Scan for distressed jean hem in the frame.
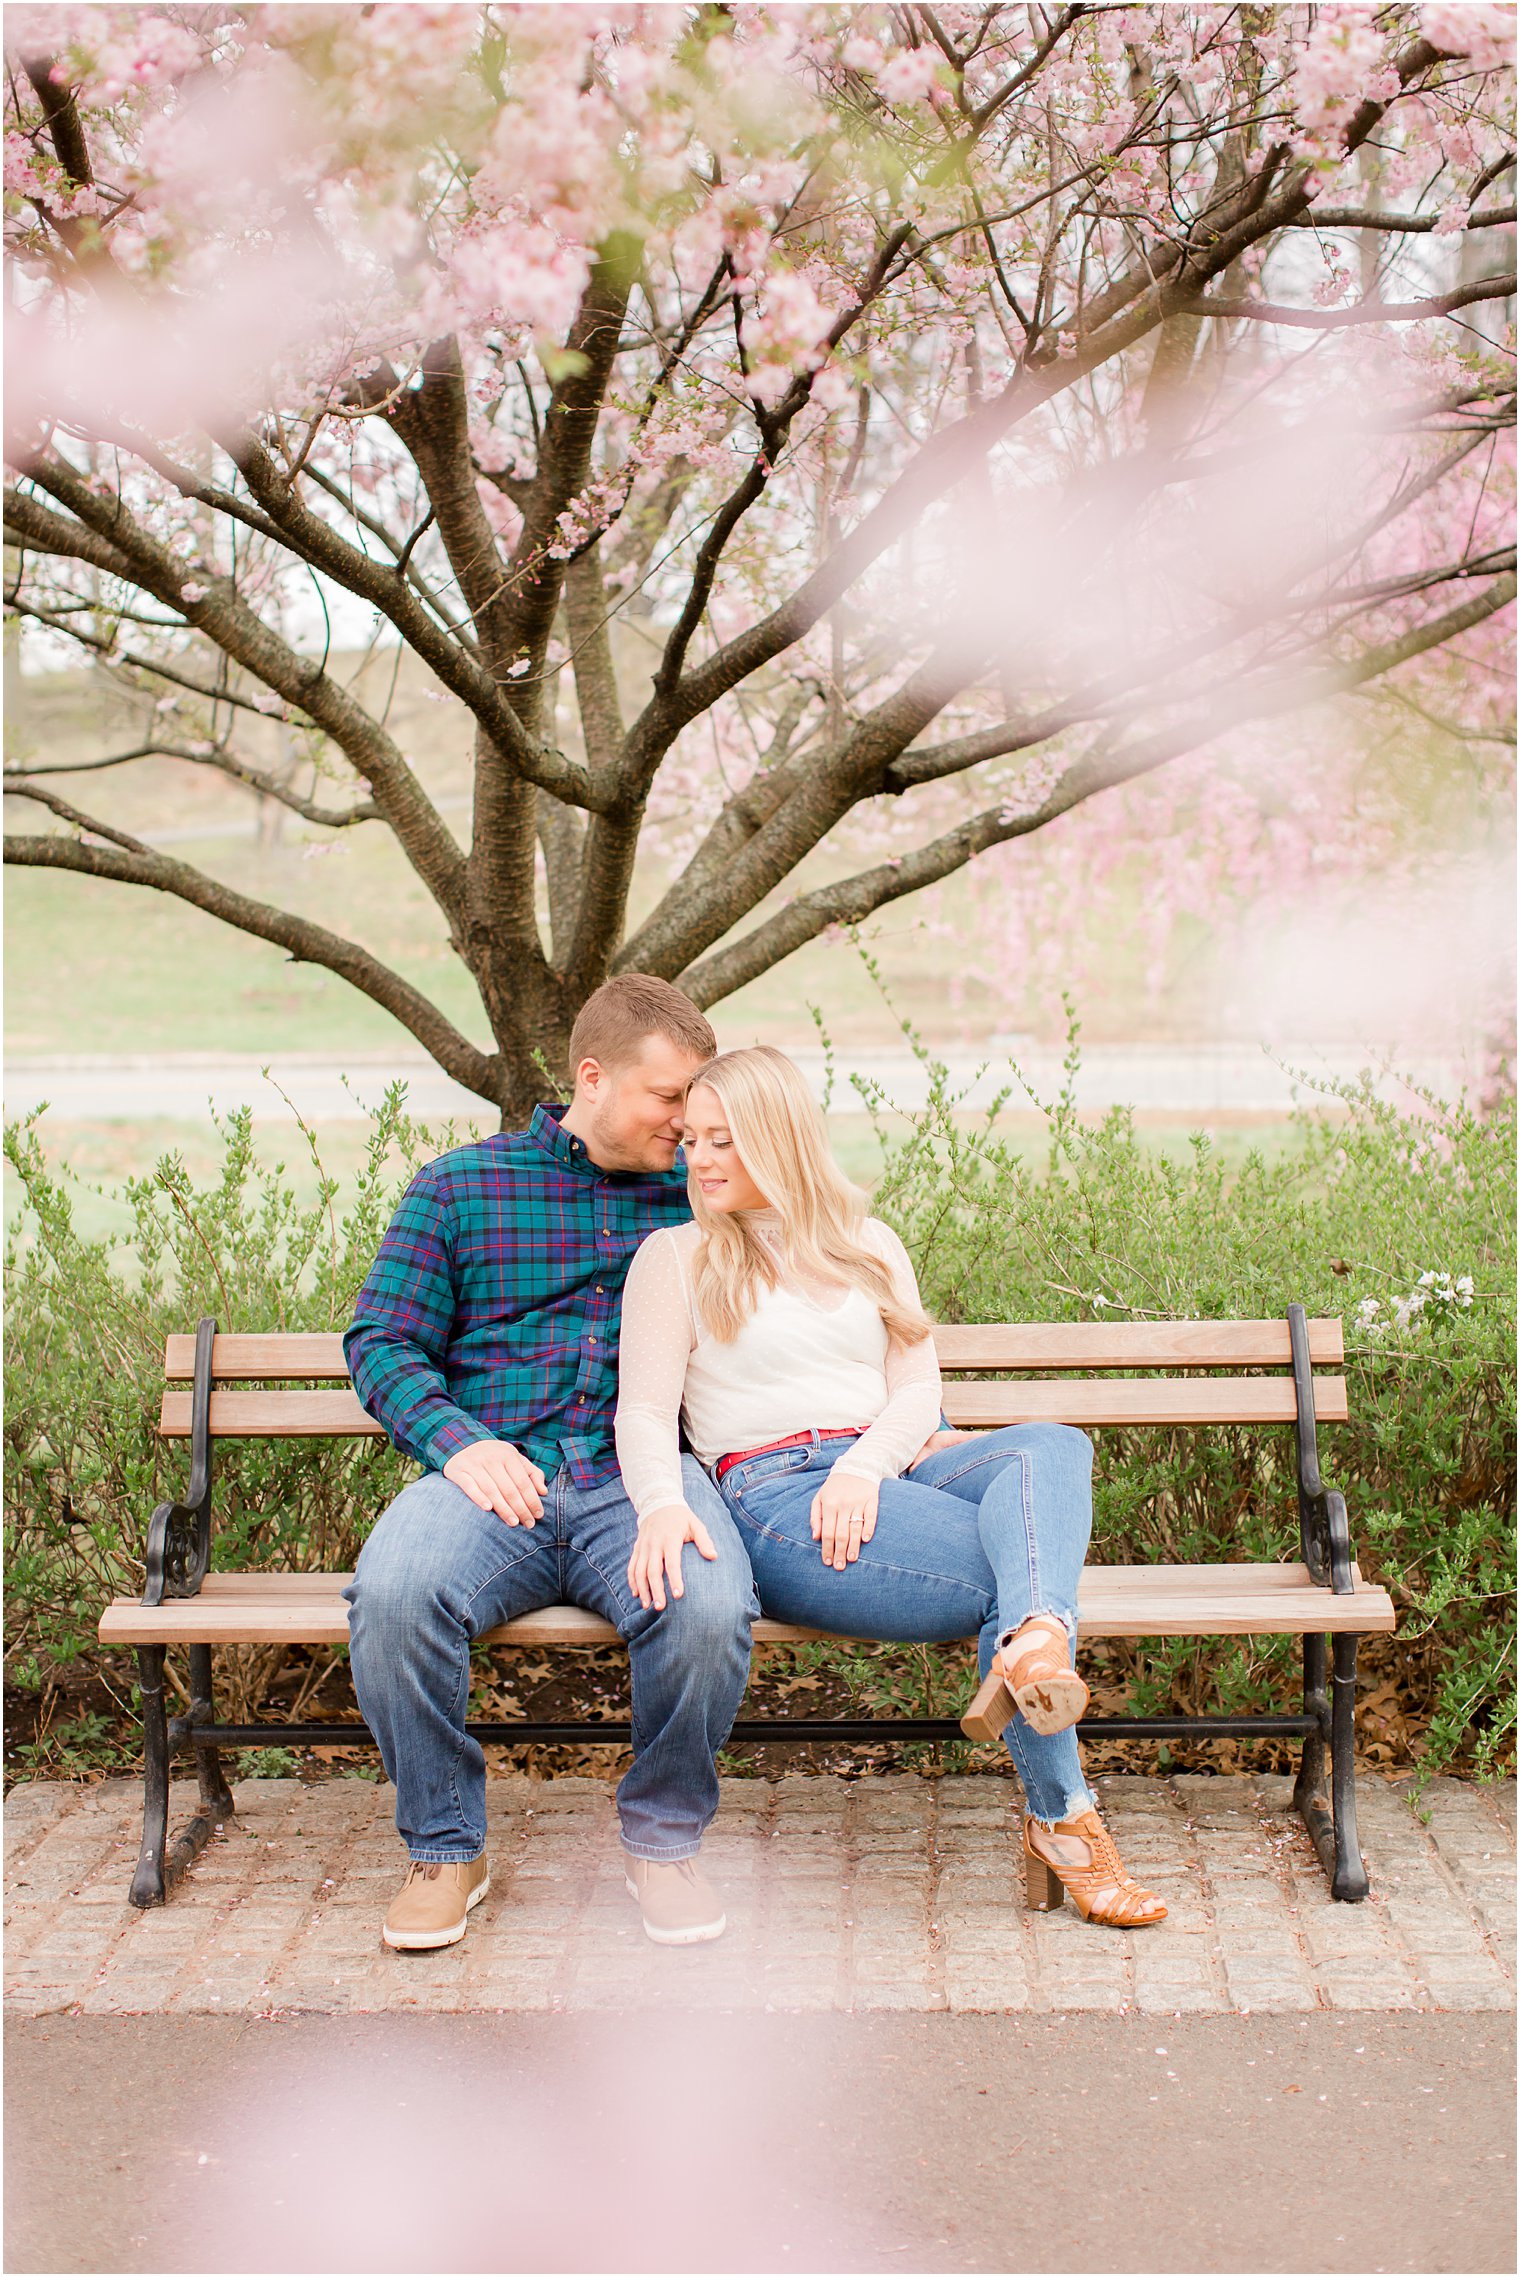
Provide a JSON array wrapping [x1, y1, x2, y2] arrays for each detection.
[[406, 1843, 486, 1864], [1024, 1791, 1099, 1830], [994, 1602, 1079, 1656], [620, 1836, 703, 1864]]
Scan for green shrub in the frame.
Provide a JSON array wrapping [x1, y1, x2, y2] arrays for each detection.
[[4, 1027, 1514, 1785], [865, 1013, 1515, 1780], [4, 1088, 442, 1750]]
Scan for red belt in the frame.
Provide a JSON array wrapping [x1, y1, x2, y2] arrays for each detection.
[[714, 1427, 864, 1483]]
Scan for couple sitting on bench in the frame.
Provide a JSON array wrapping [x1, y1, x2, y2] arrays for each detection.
[[344, 973, 1167, 1954]]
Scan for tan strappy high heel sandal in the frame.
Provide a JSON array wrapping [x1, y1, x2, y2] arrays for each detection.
[[1023, 1809, 1168, 1928], [960, 1613, 1089, 1741]]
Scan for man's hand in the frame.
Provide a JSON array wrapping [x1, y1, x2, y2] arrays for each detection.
[[908, 1428, 971, 1468], [443, 1439, 547, 1527], [627, 1503, 718, 1611], [810, 1470, 879, 1570]]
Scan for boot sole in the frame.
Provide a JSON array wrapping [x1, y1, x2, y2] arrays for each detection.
[[382, 1872, 490, 1951], [624, 1877, 726, 1945]]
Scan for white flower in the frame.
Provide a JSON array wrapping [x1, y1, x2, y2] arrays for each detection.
[[180, 581, 207, 603]]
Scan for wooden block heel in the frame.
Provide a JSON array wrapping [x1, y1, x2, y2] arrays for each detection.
[[960, 1668, 1017, 1742], [1024, 1846, 1064, 1912]]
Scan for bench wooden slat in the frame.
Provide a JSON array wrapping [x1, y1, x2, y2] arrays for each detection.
[[161, 1389, 384, 1437], [189, 1560, 1365, 1596], [97, 1563, 1396, 1646], [165, 1319, 1345, 1379], [946, 1378, 1349, 1423], [165, 1332, 353, 1380], [934, 1319, 1344, 1368], [160, 1375, 1349, 1438]]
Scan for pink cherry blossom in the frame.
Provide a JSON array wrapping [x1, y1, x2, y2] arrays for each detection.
[[2, 5, 1511, 1115]]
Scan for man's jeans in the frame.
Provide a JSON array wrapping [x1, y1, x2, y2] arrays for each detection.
[[720, 1423, 1098, 1826], [345, 1457, 758, 1863]]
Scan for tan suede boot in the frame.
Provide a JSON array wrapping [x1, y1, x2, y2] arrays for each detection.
[[624, 1854, 726, 1946], [382, 1854, 490, 1951]]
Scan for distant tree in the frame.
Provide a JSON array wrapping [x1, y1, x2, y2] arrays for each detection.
[[5, 3, 1514, 1121]]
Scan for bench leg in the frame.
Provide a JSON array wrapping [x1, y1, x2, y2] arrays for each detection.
[[1293, 1630, 1369, 1903], [188, 1644, 236, 1826], [129, 1646, 237, 1909], [129, 1646, 171, 1909], [1328, 1631, 1370, 1901]]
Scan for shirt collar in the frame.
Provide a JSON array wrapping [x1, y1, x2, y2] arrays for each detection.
[[527, 1101, 597, 1176], [525, 1101, 685, 1189]]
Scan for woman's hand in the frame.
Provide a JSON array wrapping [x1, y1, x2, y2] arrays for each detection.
[[627, 1503, 718, 1611], [810, 1470, 879, 1570]]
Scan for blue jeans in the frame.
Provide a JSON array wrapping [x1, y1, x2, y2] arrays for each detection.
[[720, 1424, 1098, 1825], [344, 1456, 758, 1863]]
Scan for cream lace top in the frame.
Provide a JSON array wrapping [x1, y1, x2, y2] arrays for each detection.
[[614, 1213, 943, 1520]]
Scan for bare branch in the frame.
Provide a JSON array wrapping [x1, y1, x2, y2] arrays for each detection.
[[10, 455, 471, 923], [1286, 202, 1516, 233], [4, 810, 499, 1101], [5, 738, 378, 826], [1183, 275, 1516, 328], [228, 431, 604, 805]]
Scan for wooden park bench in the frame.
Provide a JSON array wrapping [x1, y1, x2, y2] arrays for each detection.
[[98, 1307, 1394, 1911]]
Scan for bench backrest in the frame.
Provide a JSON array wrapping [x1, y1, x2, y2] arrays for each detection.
[[159, 1320, 1347, 1438]]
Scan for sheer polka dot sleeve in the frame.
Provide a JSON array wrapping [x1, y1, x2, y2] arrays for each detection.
[[614, 1226, 699, 1522]]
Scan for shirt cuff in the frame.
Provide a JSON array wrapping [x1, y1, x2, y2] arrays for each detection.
[[416, 1409, 496, 1471], [828, 1450, 894, 1486], [632, 1475, 691, 1522]]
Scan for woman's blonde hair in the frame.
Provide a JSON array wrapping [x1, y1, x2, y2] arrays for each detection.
[[684, 1046, 931, 1348]]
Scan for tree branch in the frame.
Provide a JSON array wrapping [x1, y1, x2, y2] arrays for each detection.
[[5, 738, 379, 826], [227, 431, 604, 806], [1183, 275, 1516, 328], [3, 809, 499, 1100], [1286, 203, 1516, 232], [620, 637, 983, 978], [677, 570, 1517, 1007], [10, 456, 471, 925], [499, 233, 642, 687]]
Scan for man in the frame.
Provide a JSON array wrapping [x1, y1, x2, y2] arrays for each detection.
[[343, 973, 758, 1953]]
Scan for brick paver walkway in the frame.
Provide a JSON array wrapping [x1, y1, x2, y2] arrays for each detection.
[[5, 1771, 1513, 2019]]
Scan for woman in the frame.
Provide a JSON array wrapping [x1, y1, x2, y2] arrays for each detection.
[[616, 1045, 1164, 1930]]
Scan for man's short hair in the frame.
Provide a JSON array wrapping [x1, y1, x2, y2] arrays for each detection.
[[566, 973, 716, 1081]]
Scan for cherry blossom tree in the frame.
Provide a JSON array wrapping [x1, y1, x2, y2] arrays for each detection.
[[5, 2, 1514, 1121]]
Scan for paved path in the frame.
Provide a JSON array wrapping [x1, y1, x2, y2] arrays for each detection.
[[5, 1771, 1513, 2020], [3, 1043, 1477, 1123], [7, 2010, 1514, 2274]]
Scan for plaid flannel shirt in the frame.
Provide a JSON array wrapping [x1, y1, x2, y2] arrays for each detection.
[[343, 1103, 693, 1487]]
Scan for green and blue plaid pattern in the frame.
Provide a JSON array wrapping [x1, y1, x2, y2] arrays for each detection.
[[344, 1103, 692, 1485]]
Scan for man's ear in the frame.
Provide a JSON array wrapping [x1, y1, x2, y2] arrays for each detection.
[[572, 1055, 605, 1100]]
